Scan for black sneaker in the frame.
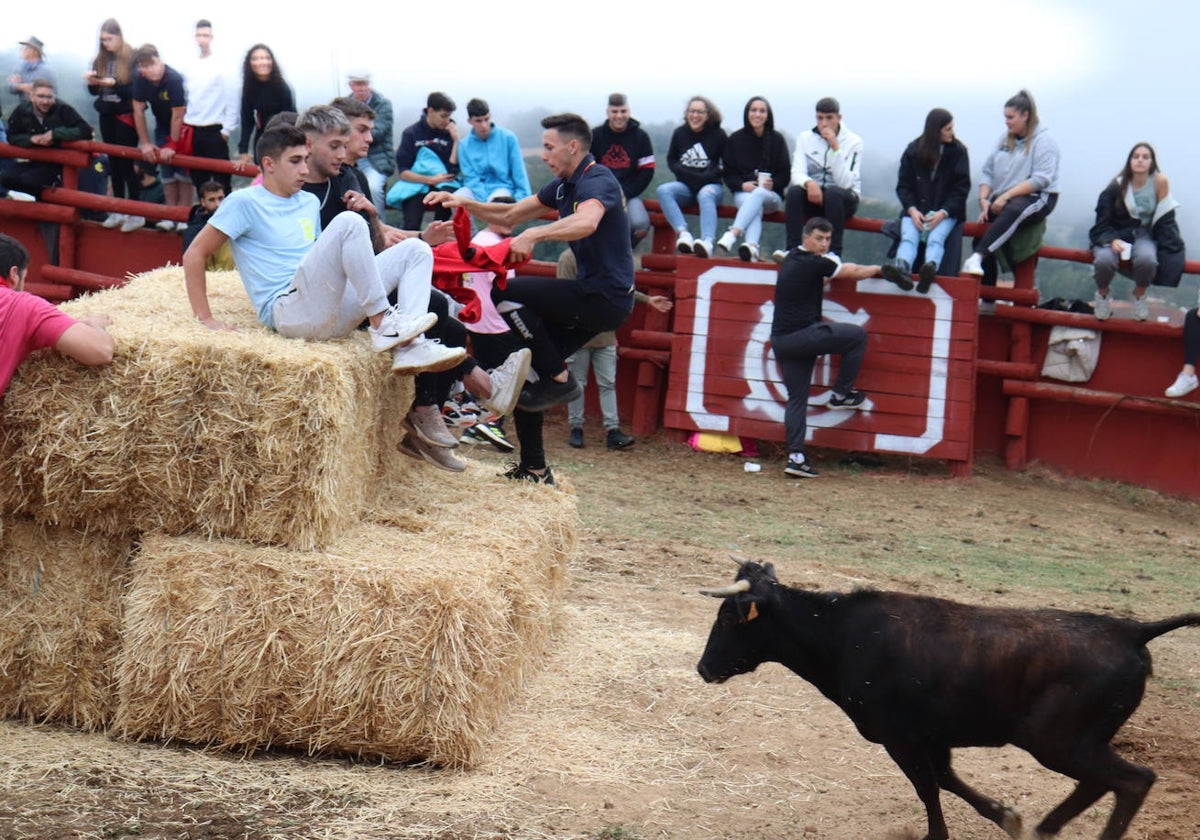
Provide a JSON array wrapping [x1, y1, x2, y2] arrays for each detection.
[[568, 426, 584, 448], [828, 389, 867, 409], [501, 462, 557, 487], [880, 260, 914, 291], [917, 261, 938, 294], [784, 461, 819, 479], [605, 428, 635, 450], [517, 373, 583, 413]]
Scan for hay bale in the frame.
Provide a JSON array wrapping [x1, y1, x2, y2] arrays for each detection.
[[0, 517, 135, 729], [114, 465, 576, 767], [0, 268, 411, 550]]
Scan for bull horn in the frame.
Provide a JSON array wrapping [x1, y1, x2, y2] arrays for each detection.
[[728, 553, 750, 567], [699, 579, 751, 598]]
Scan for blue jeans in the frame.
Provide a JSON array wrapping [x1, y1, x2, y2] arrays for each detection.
[[731, 187, 783, 245], [656, 180, 723, 242], [898, 215, 956, 268], [357, 158, 388, 216], [626, 196, 649, 238]]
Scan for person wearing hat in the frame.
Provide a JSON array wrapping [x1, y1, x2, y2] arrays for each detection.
[[8, 37, 56, 103], [347, 71, 394, 217]]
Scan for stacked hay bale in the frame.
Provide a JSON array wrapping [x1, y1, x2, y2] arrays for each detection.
[[0, 268, 576, 766]]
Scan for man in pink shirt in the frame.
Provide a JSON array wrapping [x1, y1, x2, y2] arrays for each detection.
[[0, 234, 114, 398]]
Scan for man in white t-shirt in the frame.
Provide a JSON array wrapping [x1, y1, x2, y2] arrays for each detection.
[[181, 19, 238, 192], [183, 124, 463, 375]]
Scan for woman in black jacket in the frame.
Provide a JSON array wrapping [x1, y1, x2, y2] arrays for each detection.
[[237, 44, 295, 166], [883, 108, 969, 293], [86, 19, 141, 230], [655, 96, 726, 258], [1088, 142, 1185, 321], [715, 96, 791, 262]]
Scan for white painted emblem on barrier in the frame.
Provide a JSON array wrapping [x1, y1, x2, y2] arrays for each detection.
[[683, 267, 953, 454]]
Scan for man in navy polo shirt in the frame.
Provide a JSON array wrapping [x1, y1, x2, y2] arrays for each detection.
[[426, 112, 635, 485]]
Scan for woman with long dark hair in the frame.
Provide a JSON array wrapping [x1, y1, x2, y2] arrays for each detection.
[[883, 107, 970, 293], [656, 96, 726, 258], [716, 96, 790, 262], [85, 19, 142, 231], [961, 89, 1059, 287], [1088, 142, 1185, 321], [237, 44, 295, 166]]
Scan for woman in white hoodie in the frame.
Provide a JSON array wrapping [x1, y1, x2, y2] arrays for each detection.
[[961, 90, 1059, 287]]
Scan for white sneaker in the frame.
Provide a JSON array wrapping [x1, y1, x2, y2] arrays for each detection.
[[771, 248, 789, 264], [738, 242, 759, 262], [120, 215, 145, 233], [6, 191, 36, 202], [175, 221, 189, 233], [369, 307, 438, 352], [693, 239, 712, 259], [1165, 372, 1199, 398], [102, 213, 127, 229], [480, 348, 532, 418], [391, 337, 467, 374], [1094, 292, 1112, 321], [1132, 295, 1149, 321], [405, 406, 458, 449], [155, 219, 176, 232], [675, 230, 694, 254], [716, 230, 737, 254], [961, 253, 985, 275]]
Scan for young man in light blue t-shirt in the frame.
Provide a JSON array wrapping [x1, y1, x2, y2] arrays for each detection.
[[183, 124, 463, 374]]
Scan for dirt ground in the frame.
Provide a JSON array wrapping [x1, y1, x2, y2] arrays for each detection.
[[2, 418, 1199, 840]]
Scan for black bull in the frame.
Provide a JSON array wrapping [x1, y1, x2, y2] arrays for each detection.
[[696, 558, 1200, 840]]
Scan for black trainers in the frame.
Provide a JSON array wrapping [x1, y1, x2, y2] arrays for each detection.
[[501, 462, 557, 487], [784, 461, 819, 479], [605, 428, 635, 450], [464, 421, 515, 452], [917, 260, 938, 294], [828, 389, 867, 409], [880, 259, 914, 291], [517, 373, 583, 413], [568, 426, 584, 448]]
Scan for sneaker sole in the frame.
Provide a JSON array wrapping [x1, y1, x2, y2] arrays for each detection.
[[392, 346, 468, 375], [398, 436, 467, 472], [373, 312, 439, 353], [481, 350, 532, 417], [783, 468, 819, 479], [826, 402, 867, 411]]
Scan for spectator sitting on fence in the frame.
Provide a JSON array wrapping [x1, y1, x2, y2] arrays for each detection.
[[715, 96, 790, 264], [960, 89, 1059, 289], [1, 79, 94, 200], [591, 93, 656, 249], [1164, 307, 1199, 399], [1089, 142, 1186, 322], [657, 96, 726, 259], [456, 98, 531, 205], [882, 107, 970, 295], [775, 97, 862, 262], [393, 92, 460, 231], [0, 233, 114, 399], [772, 217, 880, 479]]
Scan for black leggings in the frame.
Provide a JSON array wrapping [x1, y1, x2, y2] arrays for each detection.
[[1184, 308, 1200, 367], [470, 330, 550, 470], [99, 112, 140, 202], [406, 290, 473, 408]]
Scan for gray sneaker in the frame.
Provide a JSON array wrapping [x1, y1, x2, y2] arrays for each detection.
[[405, 406, 458, 449], [1093, 292, 1112, 321], [398, 434, 466, 472], [391, 337, 467, 374], [1132, 295, 1149, 321]]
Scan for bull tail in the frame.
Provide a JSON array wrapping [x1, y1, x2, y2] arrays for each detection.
[[1135, 613, 1200, 645]]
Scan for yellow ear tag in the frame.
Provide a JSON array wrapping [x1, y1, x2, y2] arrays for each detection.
[[746, 602, 759, 622]]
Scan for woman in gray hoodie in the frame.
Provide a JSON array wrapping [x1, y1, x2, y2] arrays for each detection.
[[961, 89, 1059, 286]]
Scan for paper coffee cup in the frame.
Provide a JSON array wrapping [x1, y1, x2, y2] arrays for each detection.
[[757, 171, 771, 188], [1120, 241, 1132, 261]]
